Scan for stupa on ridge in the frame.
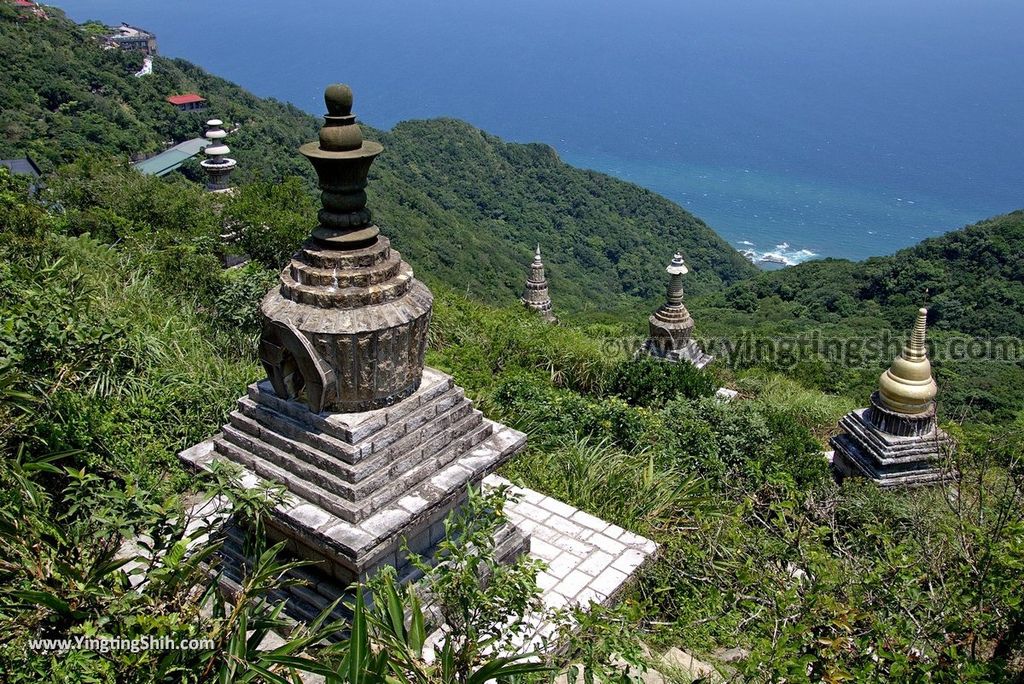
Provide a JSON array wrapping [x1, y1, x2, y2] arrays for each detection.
[[180, 84, 530, 584], [521, 244, 557, 323], [200, 119, 236, 192], [831, 308, 954, 487], [640, 253, 712, 368]]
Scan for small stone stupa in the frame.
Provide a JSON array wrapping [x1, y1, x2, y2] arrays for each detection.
[[200, 119, 237, 191], [181, 85, 528, 584], [831, 308, 954, 488], [641, 253, 712, 368], [521, 245, 557, 323]]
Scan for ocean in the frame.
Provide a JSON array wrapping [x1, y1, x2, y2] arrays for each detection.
[[56, 0, 1024, 265]]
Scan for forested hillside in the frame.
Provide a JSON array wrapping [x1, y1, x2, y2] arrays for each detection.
[[0, 4, 755, 315], [701, 211, 1024, 338], [3, 160, 1023, 682]]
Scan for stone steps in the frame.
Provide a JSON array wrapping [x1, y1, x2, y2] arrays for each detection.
[[232, 385, 472, 485], [288, 249, 403, 289], [245, 371, 454, 450], [838, 412, 949, 465], [216, 405, 492, 524]]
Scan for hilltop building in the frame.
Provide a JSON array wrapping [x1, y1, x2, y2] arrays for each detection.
[[831, 308, 953, 488], [1, 155, 42, 194], [7, 0, 47, 19], [521, 245, 557, 323], [641, 253, 712, 368], [199, 119, 236, 191], [107, 23, 157, 55], [166, 93, 206, 111], [0, 155, 41, 178]]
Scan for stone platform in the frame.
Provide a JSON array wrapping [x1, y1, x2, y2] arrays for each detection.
[[203, 474, 658, 653], [130, 475, 658, 652], [831, 408, 953, 488], [180, 367, 526, 585]]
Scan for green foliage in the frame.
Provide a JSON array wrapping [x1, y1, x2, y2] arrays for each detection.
[[402, 486, 548, 681], [3, 12, 1024, 682], [369, 119, 756, 315], [705, 212, 1024, 339], [609, 356, 716, 407], [1, 10, 756, 323], [223, 177, 317, 269], [662, 397, 828, 492]]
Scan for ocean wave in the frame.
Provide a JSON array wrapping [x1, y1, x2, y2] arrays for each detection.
[[738, 241, 819, 267]]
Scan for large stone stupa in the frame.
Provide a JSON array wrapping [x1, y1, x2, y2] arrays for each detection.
[[181, 85, 528, 584], [521, 245, 556, 323], [641, 253, 712, 368], [831, 308, 954, 488]]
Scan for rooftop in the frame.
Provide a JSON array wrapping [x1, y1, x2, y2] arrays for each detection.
[[133, 138, 211, 177], [166, 93, 205, 106], [111, 23, 153, 39], [0, 156, 41, 177]]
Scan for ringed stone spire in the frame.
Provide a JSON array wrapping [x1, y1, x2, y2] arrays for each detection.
[[200, 119, 236, 191], [641, 253, 712, 368], [831, 308, 953, 488], [521, 244, 556, 323]]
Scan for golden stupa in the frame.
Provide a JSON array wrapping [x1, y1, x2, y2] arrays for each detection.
[[877, 308, 937, 415], [831, 306, 953, 488]]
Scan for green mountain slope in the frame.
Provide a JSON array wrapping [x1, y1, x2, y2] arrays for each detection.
[[0, 6, 756, 316], [698, 211, 1024, 338], [370, 119, 753, 312]]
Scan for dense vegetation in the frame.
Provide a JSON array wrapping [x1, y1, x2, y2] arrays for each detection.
[[685, 212, 1024, 426], [703, 211, 1024, 338], [2, 164, 1022, 682], [0, 4, 755, 318], [2, 4, 1023, 683]]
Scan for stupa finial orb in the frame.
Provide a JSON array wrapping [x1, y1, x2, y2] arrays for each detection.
[[324, 83, 354, 116]]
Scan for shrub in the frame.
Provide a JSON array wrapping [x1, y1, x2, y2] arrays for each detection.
[[609, 356, 716, 407]]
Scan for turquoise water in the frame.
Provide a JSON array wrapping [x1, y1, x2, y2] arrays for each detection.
[[55, 0, 1024, 264]]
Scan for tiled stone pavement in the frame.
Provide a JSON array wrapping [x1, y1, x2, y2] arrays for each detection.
[[120, 473, 658, 665], [420, 475, 658, 660], [485, 475, 658, 610]]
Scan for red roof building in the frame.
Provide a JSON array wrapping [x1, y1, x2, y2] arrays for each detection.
[[166, 93, 206, 111], [11, 0, 36, 7]]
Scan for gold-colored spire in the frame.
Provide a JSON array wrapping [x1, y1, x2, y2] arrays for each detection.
[[877, 308, 937, 414]]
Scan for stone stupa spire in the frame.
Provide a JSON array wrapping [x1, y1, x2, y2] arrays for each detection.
[[831, 307, 953, 488], [200, 119, 236, 191], [521, 244, 556, 323], [641, 253, 712, 368], [180, 83, 532, 588], [256, 84, 433, 413]]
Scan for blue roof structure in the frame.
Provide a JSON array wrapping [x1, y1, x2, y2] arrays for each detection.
[[0, 156, 42, 177], [133, 137, 211, 176]]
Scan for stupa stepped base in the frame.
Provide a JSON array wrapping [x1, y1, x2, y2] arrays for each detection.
[[179, 367, 527, 585], [641, 339, 713, 370], [214, 517, 530, 636], [830, 408, 953, 488], [158, 476, 655, 650]]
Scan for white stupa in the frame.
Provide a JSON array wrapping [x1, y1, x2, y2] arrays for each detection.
[[200, 119, 237, 191]]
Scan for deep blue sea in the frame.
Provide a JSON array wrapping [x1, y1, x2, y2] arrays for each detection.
[[56, 0, 1024, 265]]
